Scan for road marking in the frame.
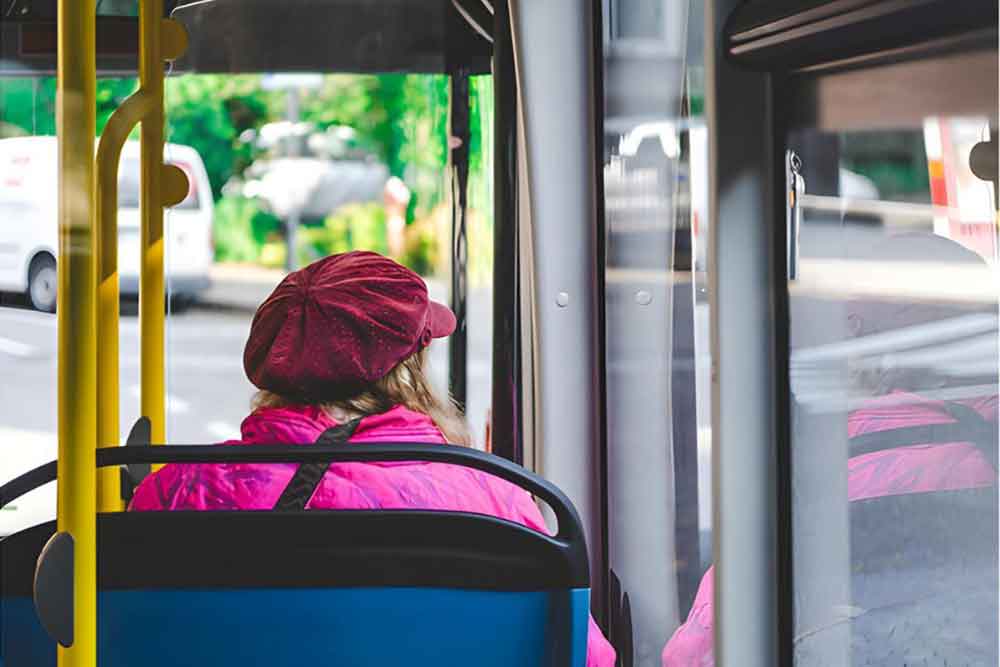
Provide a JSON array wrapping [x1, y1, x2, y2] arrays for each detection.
[[206, 421, 238, 441], [0, 308, 56, 327], [0, 336, 37, 358]]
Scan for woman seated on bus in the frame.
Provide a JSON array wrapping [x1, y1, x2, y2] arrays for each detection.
[[130, 250, 615, 667], [661, 233, 998, 666]]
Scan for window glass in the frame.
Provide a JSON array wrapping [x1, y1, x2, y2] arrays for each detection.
[[788, 52, 998, 666], [463, 74, 494, 447], [1, 5, 492, 543], [0, 77, 60, 535], [160, 70, 474, 444], [613, 0, 665, 40], [602, 0, 709, 664]]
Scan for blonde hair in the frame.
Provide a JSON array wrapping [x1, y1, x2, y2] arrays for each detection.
[[252, 348, 471, 445]]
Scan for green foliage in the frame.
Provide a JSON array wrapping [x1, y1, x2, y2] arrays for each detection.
[[297, 203, 388, 265], [0, 77, 139, 137], [164, 75, 278, 199], [1, 70, 495, 280], [96, 78, 139, 133], [466, 76, 494, 288], [401, 215, 440, 277], [212, 195, 281, 263], [0, 78, 56, 136], [297, 74, 450, 219]]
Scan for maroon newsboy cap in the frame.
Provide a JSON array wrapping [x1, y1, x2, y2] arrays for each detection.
[[244, 250, 456, 396]]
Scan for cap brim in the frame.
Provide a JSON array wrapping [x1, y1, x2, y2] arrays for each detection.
[[427, 300, 457, 338]]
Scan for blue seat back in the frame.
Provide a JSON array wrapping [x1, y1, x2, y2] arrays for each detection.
[[3, 500, 590, 666]]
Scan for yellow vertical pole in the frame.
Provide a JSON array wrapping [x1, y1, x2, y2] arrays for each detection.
[[96, 174, 123, 511], [57, 0, 97, 665], [140, 0, 167, 448], [96, 151, 122, 512]]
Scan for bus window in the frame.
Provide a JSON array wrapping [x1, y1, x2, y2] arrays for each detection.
[[602, 0, 708, 664], [158, 7, 494, 447], [787, 49, 998, 666], [0, 78, 59, 536]]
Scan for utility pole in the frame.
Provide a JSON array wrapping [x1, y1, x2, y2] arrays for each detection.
[[285, 86, 301, 272]]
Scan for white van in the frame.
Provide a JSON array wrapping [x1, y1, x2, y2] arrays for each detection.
[[0, 136, 214, 311]]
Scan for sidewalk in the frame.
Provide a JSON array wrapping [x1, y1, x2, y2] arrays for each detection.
[[198, 263, 287, 313], [198, 262, 448, 313]]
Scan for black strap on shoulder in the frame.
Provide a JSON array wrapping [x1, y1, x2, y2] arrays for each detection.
[[273, 418, 362, 511], [849, 401, 998, 471]]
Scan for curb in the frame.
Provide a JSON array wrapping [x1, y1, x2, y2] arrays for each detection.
[[194, 264, 448, 314]]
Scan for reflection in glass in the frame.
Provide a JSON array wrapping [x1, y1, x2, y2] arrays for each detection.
[[790, 112, 998, 665], [603, 1, 705, 665]]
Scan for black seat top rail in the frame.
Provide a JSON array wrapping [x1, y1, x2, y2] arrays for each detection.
[[0, 441, 585, 549]]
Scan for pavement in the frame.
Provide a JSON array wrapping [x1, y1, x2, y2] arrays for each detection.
[[199, 263, 287, 313], [200, 263, 457, 312]]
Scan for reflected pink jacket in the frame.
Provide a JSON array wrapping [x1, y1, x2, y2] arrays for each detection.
[[661, 391, 998, 667], [130, 404, 616, 667]]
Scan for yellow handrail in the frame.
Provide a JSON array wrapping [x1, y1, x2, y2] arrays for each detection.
[[56, 0, 97, 664], [140, 0, 167, 448], [95, 90, 157, 513]]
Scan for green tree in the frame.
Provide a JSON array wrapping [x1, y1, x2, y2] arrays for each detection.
[[96, 78, 139, 133], [297, 74, 450, 219], [164, 74, 278, 199], [0, 78, 56, 136], [0, 76, 141, 137]]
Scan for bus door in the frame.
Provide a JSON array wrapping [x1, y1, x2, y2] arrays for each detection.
[[716, 0, 999, 664]]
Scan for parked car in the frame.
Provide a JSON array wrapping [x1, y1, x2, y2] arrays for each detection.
[[0, 136, 213, 311]]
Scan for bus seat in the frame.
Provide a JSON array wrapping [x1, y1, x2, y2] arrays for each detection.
[[1, 443, 592, 666], [2, 508, 590, 666]]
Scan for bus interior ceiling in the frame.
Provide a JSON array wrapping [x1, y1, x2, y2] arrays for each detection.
[[0, 0, 493, 76]]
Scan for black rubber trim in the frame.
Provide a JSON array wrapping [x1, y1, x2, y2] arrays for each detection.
[[2, 511, 588, 597], [724, 0, 997, 71], [448, 71, 471, 412], [489, 0, 524, 464], [771, 73, 796, 667]]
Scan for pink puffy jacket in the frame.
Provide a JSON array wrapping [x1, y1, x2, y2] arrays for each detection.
[[130, 403, 616, 667], [661, 391, 997, 666]]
